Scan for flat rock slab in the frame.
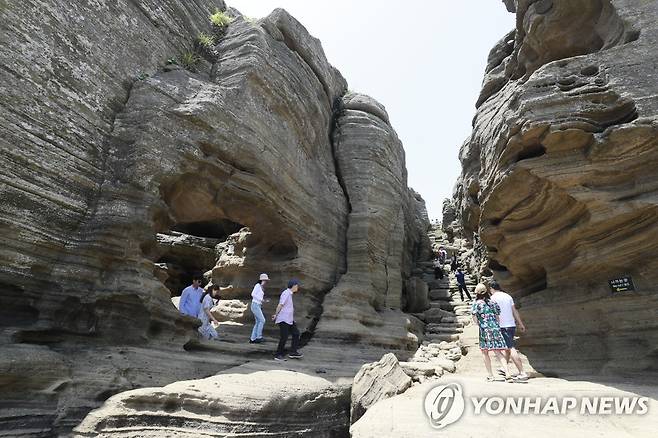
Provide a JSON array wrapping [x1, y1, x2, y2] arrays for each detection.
[[74, 370, 350, 437], [351, 376, 658, 438]]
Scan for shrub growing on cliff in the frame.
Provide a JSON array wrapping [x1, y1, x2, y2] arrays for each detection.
[[210, 10, 232, 28], [197, 32, 215, 48], [180, 51, 201, 71]]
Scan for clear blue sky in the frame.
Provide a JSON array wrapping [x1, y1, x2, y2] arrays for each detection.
[[228, 1, 515, 220]]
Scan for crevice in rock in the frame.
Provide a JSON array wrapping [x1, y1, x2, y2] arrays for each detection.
[[265, 17, 335, 107], [516, 143, 547, 162]]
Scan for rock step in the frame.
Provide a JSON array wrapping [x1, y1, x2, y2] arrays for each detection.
[[425, 333, 460, 342], [425, 326, 463, 335], [427, 321, 464, 329], [429, 302, 455, 311], [428, 290, 451, 301]]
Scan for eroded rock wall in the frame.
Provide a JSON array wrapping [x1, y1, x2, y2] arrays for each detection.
[[0, 1, 429, 434], [315, 93, 431, 349], [449, 0, 658, 377]]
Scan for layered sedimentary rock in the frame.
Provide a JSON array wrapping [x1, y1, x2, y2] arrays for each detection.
[[315, 93, 431, 349], [0, 0, 429, 434], [350, 353, 411, 424], [449, 0, 658, 377], [73, 370, 350, 437]]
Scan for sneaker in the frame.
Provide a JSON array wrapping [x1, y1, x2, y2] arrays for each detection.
[[513, 373, 529, 382], [288, 351, 304, 359], [274, 355, 287, 362]]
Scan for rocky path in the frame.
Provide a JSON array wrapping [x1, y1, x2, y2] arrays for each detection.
[[349, 229, 658, 437], [351, 319, 658, 437]]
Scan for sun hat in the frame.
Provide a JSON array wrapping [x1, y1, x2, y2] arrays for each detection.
[[259, 273, 270, 281]]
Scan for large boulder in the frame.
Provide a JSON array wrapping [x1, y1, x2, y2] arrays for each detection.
[[448, 0, 658, 377], [350, 353, 412, 424], [74, 370, 350, 437]]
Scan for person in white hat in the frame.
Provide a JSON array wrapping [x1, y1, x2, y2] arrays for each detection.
[[249, 273, 269, 343]]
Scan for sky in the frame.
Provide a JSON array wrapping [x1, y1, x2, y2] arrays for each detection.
[[228, 1, 515, 220]]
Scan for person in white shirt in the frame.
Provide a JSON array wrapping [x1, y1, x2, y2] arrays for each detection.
[[489, 280, 529, 381], [249, 273, 269, 344], [179, 274, 204, 318], [198, 285, 221, 340]]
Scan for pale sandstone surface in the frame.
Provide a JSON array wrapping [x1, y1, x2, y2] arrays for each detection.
[[351, 323, 658, 438]]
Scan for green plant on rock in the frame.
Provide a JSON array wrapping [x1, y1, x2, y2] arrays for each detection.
[[210, 10, 232, 28], [197, 32, 215, 48], [180, 51, 201, 71], [167, 57, 178, 65]]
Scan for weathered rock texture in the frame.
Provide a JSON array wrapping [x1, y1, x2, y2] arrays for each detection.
[[449, 0, 658, 377], [0, 0, 429, 434], [350, 353, 411, 424], [315, 93, 431, 349], [73, 370, 350, 437]]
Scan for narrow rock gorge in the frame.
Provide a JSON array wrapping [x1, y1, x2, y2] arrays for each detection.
[[445, 0, 658, 378], [2, 0, 658, 436], [0, 1, 430, 435]]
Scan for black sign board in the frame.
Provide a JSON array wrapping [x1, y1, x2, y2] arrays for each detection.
[[609, 276, 635, 293]]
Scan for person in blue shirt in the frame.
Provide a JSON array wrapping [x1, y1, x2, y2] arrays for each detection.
[[455, 268, 473, 302], [179, 274, 204, 317]]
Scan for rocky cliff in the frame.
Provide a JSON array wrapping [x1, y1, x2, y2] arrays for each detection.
[[448, 0, 658, 377], [0, 1, 430, 434]]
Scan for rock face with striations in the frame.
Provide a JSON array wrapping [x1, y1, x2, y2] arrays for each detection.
[[73, 370, 350, 437], [449, 0, 658, 377], [0, 0, 429, 434]]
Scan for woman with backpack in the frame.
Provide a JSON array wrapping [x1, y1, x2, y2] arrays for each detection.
[[471, 283, 511, 381]]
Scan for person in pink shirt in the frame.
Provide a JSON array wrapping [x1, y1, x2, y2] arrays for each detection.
[[272, 279, 303, 361]]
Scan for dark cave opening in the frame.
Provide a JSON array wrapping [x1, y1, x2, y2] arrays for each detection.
[[150, 218, 246, 297]]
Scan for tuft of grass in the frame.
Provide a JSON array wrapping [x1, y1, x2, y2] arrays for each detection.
[[180, 51, 201, 70], [210, 10, 232, 28], [197, 32, 215, 48], [137, 73, 149, 81]]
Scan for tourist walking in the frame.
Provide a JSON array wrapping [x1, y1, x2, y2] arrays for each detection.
[[438, 246, 448, 265], [490, 281, 529, 382], [450, 254, 458, 272], [433, 257, 444, 280], [272, 279, 303, 361], [197, 284, 221, 340], [250, 273, 269, 344], [471, 283, 511, 381], [455, 268, 473, 301], [179, 274, 204, 318]]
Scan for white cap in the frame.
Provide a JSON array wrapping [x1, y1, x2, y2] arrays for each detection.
[[259, 273, 270, 281]]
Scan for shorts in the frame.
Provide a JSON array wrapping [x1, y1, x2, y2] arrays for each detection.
[[500, 327, 516, 348]]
